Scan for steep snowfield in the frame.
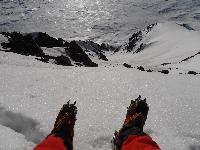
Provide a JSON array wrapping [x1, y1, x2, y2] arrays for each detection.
[[0, 124, 34, 149], [0, 22, 200, 150], [0, 62, 200, 150], [111, 22, 200, 72]]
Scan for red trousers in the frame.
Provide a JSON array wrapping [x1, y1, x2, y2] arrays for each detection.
[[121, 135, 160, 150], [34, 134, 160, 150], [34, 136, 67, 150]]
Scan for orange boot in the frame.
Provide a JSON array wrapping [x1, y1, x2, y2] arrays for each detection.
[[34, 101, 77, 150], [112, 96, 160, 150]]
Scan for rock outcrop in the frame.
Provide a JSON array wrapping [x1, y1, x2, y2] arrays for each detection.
[[66, 41, 98, 67], [1, 32, 45, 57], [0, 32, 102, 67]]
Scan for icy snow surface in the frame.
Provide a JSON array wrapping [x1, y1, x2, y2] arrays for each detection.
[[109, 22, 200, 73], [0, 22, 200, 150], [1, 0, 200, 45], [0, 62, 200, 150]]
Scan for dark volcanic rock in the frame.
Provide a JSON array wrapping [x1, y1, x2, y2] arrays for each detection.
[[98, 53, 108, 61], [63, 41, 70, 47], [123, 63, 132, 68], [54, 55, 72, 66], [160, 70, 169, 74], [180, 51, 200, 63], [126, 23, 156, 52], [1, 32, 45, 57], [31, 32, 64, 48], [127, 31, 142, 52], [188, 71, 197, 75], [0, 32, 74, 66], [100, 43, 109, 51], [146, 23, 157, 33], [100, 43, 116, 51], [135, 43, 145, 53], [67, 41, 98, 67], [178, 23, 195, 31], [0, 32, 103, 67], [161, 63, 171, 66], [137, 66, 145, 71], [77, 40, 109, 61], [0, 32, 99, 67], [146, 69, 153, 72]]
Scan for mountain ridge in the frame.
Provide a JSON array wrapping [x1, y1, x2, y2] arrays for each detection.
[[1, 22, 200, 74]]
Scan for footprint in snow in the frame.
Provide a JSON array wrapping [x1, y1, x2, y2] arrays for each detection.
[[0, 106, 45, 143]]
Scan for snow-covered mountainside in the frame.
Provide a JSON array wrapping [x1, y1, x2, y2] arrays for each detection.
[[110, 22, 200, 74], [1, 0, 200, 45], [0, 22, 200, 150], [1, 22, 200, 74]]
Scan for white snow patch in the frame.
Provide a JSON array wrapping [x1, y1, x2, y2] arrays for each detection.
[[0, 106, 45, 144], [0, 34, 9, 50], [42, 47, 66, 57], [0, 124, 34, 150], [110, 22, 200, 72], [0, 62, 200, 150]]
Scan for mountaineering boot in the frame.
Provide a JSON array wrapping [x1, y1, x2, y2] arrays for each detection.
[[50, 101, 77, 150], [112, 95, 149, 150]]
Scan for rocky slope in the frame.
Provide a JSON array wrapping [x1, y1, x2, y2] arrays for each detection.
[[0, 32, 112, 67], [1, 22, 200, 75]]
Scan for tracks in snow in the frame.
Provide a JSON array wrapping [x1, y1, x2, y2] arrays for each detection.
[[0, 106, 45, 143]]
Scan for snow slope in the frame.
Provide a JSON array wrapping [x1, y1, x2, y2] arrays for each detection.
[[0, 22, 200, 150], [111, 22, 200, 73]]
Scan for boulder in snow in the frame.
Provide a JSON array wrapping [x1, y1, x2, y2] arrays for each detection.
[[188, 71, 198, 75], [137, 66, 145, 71], [123, 63, 133, 68]]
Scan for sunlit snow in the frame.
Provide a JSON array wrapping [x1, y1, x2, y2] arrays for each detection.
[[0, 22, 200, 150]]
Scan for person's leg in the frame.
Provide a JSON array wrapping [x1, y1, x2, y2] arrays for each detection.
[[34, 101, 77, 150], [112, 96, 160, 150]]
